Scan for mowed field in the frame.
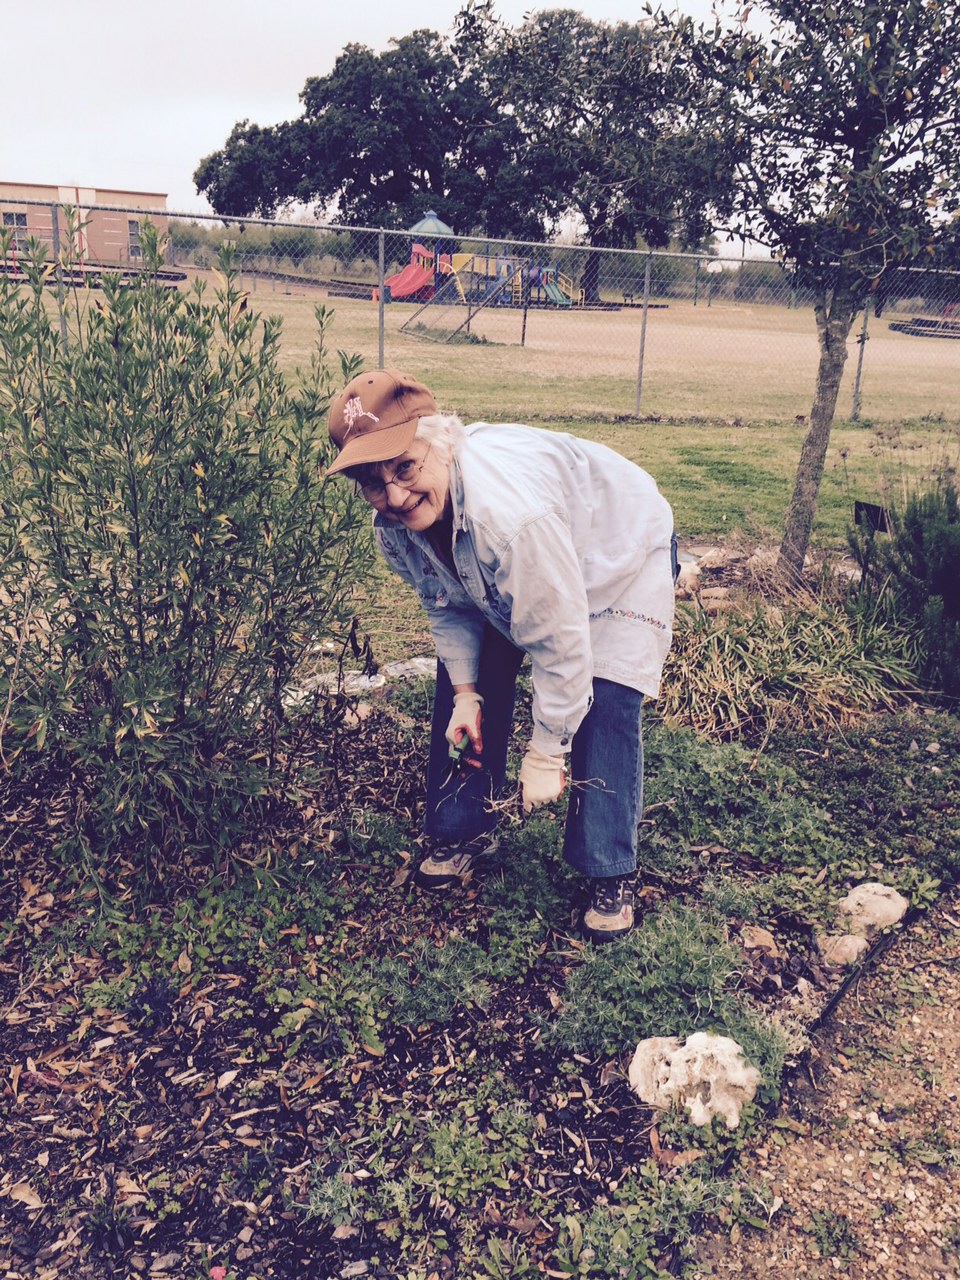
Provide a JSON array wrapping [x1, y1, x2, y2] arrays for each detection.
[[231, 281, 959, 549], [239, 279, 960, 426]]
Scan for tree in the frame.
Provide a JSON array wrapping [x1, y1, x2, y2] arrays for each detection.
[[457, 5, 733, 299], [669, 0, 960, 578], [194, 7, 734, 262], [194, 27, 550, 237]]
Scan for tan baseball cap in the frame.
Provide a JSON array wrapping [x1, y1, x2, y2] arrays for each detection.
[[327, 369, 438, 475]]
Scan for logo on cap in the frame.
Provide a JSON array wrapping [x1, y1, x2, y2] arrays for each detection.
[[341, 396, 380, 439]]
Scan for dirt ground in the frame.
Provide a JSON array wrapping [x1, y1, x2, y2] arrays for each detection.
[[693, 895, 960, 1279]]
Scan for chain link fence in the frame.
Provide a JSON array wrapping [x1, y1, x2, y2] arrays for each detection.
[[4, 199, 959, 425]]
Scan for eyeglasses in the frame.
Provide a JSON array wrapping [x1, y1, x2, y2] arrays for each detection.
[[355, 445, 432, 501]]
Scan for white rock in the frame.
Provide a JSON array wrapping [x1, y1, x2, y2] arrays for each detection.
[[697, 546, 744, 570], [675, 562, 701, 598], [745, 548, 780, 574], [627, 1031, 762, 1129], [838, 883, 910, 936], [817, 933, 870, 967]]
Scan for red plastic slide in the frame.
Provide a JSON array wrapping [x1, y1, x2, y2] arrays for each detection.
[[383, 262, 435, 300]]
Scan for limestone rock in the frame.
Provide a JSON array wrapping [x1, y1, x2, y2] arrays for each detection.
[[628, 1031, 762, 1129], [838, 882, 910, 936], [675, 561, 701, 598], [745, 547, 780, 575], [817, 933, 870, 968], [697, 546, 744, 571]]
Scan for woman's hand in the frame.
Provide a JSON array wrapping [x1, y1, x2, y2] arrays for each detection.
[[519, 745, 566, 811], [445, 690, 484, 766]]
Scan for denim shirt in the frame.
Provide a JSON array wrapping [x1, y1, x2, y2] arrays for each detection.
[[375, 423, 675, 754]]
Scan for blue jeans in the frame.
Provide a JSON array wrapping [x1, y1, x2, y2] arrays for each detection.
[[425, 623, 644, 878]]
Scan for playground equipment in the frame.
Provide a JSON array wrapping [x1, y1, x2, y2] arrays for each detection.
[[377, 239, 584, 310], [889, 302, 960, 339], [374, 243, 436, 302]]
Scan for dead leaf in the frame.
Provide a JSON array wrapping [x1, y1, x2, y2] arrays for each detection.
[[8, 1181, 44, 1209], [656, 1147, 704, 1169], [217, 1069, 239, 1091], [176, 949, 192, 974], [599, 1060, 620, 1087]]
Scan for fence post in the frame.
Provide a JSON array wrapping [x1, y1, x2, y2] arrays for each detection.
[[850, 297, 871, 422], [520, 261, 530, 348], [50, 204, 68, 344], [377, 232, 385, 368], [634, 254, 653, 416], [693, 258, 700, 307]]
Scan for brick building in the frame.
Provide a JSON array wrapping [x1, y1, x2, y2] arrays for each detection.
[[0, 182, 168, 266]]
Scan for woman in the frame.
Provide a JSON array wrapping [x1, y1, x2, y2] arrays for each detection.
[[327, 369, 675, 943]]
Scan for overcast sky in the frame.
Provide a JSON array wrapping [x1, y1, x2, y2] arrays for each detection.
[[3, 0, 736, 215]]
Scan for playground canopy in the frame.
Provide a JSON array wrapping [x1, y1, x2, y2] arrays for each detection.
[[408, 210, 455, 237]]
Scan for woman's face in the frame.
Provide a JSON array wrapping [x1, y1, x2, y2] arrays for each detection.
[[357, 441, 451, 531]]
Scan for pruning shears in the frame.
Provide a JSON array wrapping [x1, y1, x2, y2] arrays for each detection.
[[443, 733, 479, 787]]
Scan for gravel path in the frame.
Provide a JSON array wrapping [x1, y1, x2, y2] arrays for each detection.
[[693, 896, 960, 1279]]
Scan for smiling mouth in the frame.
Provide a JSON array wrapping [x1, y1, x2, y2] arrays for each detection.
[[398, 495, 427, 517]]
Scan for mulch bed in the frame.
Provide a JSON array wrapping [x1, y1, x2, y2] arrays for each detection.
[[0, 702, 936, 1279]]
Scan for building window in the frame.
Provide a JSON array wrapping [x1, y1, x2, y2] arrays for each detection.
[[128, 219, 142, 259], [2, 211, 28, 253]]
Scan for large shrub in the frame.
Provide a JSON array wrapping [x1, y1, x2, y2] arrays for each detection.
[[0, 223, 372, 877], [852, 477, 960, 700]]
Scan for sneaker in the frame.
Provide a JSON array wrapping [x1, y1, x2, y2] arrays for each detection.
[[414, 834, 499, 891], [581, 874, 636, 943]]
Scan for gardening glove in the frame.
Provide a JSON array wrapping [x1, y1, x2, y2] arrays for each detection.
[[519, 745, 566, 812], [445, 691, 484, 765]]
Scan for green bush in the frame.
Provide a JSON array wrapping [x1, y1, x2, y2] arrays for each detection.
[[0, 222, 372, 878], [852, 477, 960, 699]]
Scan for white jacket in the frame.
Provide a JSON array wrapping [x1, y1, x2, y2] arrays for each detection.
[[375, 423, 675, 754]]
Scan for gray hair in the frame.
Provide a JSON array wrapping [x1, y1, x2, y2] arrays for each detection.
[[414, 412, 466, 465]]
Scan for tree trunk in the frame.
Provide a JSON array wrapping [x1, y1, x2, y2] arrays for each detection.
[[581, 249, 603, 304], [777, 285, 861, 581]]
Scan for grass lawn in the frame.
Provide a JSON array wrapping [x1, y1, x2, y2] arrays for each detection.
[[237, 280, 960, 425]]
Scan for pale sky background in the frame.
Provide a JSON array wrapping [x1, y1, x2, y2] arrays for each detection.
[[2, 0, 735, 216]]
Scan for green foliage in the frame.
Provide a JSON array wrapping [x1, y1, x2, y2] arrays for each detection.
[[643, 724, 846, 877], [667, 0, 960, 572], [551, 1163, 751, 1278], [808, 1208, 860, 1261], [0, 222, 372, 877], [852, 477, 960, 698], [550, 898, 794, 1093], [303, 1076, 533, 1262], [380, 833, 560, 1026], [380, 933, 498, 1024], [550, 903, 736, 1051], [768, 713, 960, 887], [699, 871, 833, 931], [193, 9, 731, 255]]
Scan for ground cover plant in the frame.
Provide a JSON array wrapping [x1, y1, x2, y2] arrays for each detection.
[[3, 684, 958, 1276], [852, 475, 960, 700]]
